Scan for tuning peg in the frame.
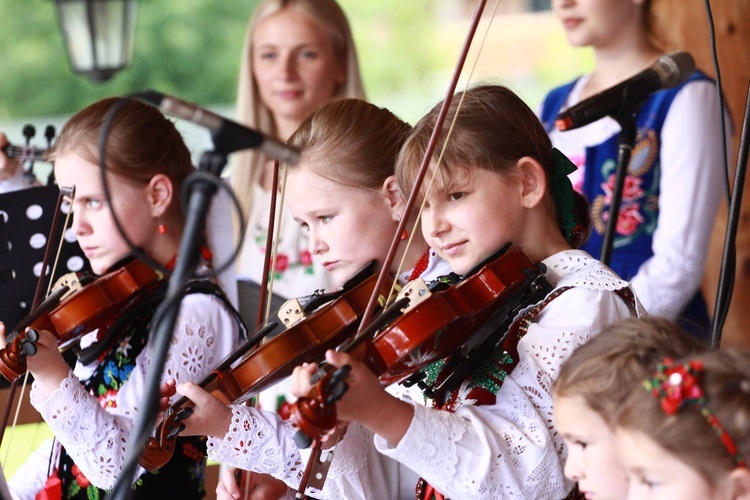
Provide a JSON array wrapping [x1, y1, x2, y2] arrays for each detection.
[[22, 124, 35, 142], [45, 125, 56, 144], [21, 341, 37, 357]]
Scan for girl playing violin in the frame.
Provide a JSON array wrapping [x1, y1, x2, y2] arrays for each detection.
[[160, 97, 451, 498], [283, 84, 644, 499], [168, 84, 643, 499], [2, 97, 244, 499]]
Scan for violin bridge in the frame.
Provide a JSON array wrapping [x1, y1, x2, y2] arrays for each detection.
[[52, 272, 82, 302], [395, 278, 431, 312], [278, 298, 305, 328]]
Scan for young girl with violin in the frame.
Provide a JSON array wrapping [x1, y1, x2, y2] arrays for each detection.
[[1, 97, 245, 499], [167, 84, 643, 499], [159, 97, 451, 498], [284, 83, 645, 499], [231, 0, 366, 319]]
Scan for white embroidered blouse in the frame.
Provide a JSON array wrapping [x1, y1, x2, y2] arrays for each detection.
[[205, 249, 642, 499], [8, 289, 242, 498]]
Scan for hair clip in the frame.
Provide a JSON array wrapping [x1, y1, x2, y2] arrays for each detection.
[[644, 357, 746, 468]]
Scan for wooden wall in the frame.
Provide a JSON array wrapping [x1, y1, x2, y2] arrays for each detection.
[[652, 0, 750, 348]]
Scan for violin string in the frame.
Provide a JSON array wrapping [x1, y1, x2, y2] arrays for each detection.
[[46, 189, 76, 298], [388, 0, 500, 301]]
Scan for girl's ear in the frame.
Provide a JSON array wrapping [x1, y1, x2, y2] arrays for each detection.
[[729, 467, 750, 499], [382, 175, 406, 222], [147, 173, 174, 217], [516, 156, 547, 209]]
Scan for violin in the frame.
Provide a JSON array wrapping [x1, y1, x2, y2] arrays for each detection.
[[0, 257, 162, 382], [289, 245, 552, 447], [1, 142, 48, 163], [138, 262, 395, 472]]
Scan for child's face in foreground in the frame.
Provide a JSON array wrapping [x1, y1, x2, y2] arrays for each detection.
[[554, 394, 629, 500], [54, 153, 155, 275], [285, 167, 398, 287], [615, 427, 719, 500], [420, 167, 521, 275]]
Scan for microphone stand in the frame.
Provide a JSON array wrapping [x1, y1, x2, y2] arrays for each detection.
[[599, 106, 639, 266], [110, 150, 227, 500], [710, 81, 750, 347]]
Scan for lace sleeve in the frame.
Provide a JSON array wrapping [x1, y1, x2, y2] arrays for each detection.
[[29, 292, 240, 489], [374, 286, 634, 499], [206, 405, 305, 487]]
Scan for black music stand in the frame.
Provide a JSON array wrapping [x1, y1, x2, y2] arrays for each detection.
[[0, 184, 90, 387]]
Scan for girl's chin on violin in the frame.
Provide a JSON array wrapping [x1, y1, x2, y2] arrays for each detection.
[[83, 249, 121, 276], [322, 260, 361, 288]]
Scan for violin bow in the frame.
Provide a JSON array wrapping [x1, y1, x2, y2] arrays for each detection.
[[295, 0, 500, 495], [0, 185, 76, 457]]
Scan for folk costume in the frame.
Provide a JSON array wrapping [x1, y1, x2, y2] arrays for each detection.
[[539, 71, 725, 335], [9, 264, 245, 499], [205, 250, 641, 499]]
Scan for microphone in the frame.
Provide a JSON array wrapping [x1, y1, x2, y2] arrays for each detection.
[[140, 90, 300, 165], [555, 51, 696, 131]]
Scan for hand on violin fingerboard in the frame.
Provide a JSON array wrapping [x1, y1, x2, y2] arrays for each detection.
[[314, 350, 415, 448], [174, 382, 234, 438]]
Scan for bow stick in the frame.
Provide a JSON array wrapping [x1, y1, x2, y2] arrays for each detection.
[[294, 0, 500, 495]]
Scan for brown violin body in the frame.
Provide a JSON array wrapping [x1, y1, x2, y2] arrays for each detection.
[[0, 258, 162, 382], [139, 269, 394, 472], [290, 246, 550, 445]]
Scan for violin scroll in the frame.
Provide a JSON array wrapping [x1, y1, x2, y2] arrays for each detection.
[[290, 365, 351, 450]]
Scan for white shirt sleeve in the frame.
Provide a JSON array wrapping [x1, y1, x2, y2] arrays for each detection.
[[630, 80, 728, 318], [28, 291, 241, 490], [373, 287, 635, 499]]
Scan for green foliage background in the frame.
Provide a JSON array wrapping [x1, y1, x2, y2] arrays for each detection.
[[0, 0, 451, 121]]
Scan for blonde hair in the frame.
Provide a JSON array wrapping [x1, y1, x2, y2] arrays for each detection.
[[616, 348, 750, 485], [396, 84, 591, 248], [554, 317, 705, 424], [48, 97, 193, 224], [287, 98, 411, 190], [230, 0, 365, 223]]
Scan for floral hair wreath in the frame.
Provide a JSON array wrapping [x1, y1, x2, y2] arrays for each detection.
[[644, 357, 747, 468]]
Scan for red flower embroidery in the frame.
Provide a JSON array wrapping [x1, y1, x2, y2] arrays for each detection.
[[601, 174, 644, 202], [100, 389, 119, 409], [71, 465, 91, 488], [300, 250, 313, 267], [274, 254, 289, 273], [615, 205, 645, 236]]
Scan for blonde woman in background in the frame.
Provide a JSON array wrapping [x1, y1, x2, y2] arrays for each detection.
[[230, 0, 365, 322]]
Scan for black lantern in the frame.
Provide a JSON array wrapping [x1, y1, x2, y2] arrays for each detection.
[[53, 0, 137, 82]]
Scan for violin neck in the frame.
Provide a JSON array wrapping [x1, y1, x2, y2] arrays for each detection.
[[2, 144, 48, 162]]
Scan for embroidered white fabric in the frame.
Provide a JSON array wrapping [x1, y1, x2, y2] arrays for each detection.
[[206, 250, 641, 499], [371, 250, 641, 499], [18, 291, 241, 491]]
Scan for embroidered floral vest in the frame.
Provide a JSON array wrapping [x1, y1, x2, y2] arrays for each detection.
[[540, 71, 711, 331], [55, 280, 239, 499], [539, 71, 709, 282]]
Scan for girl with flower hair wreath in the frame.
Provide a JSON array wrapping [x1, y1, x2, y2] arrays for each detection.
[[615, 348, 750, 498], [553, 316, 707, 499]]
